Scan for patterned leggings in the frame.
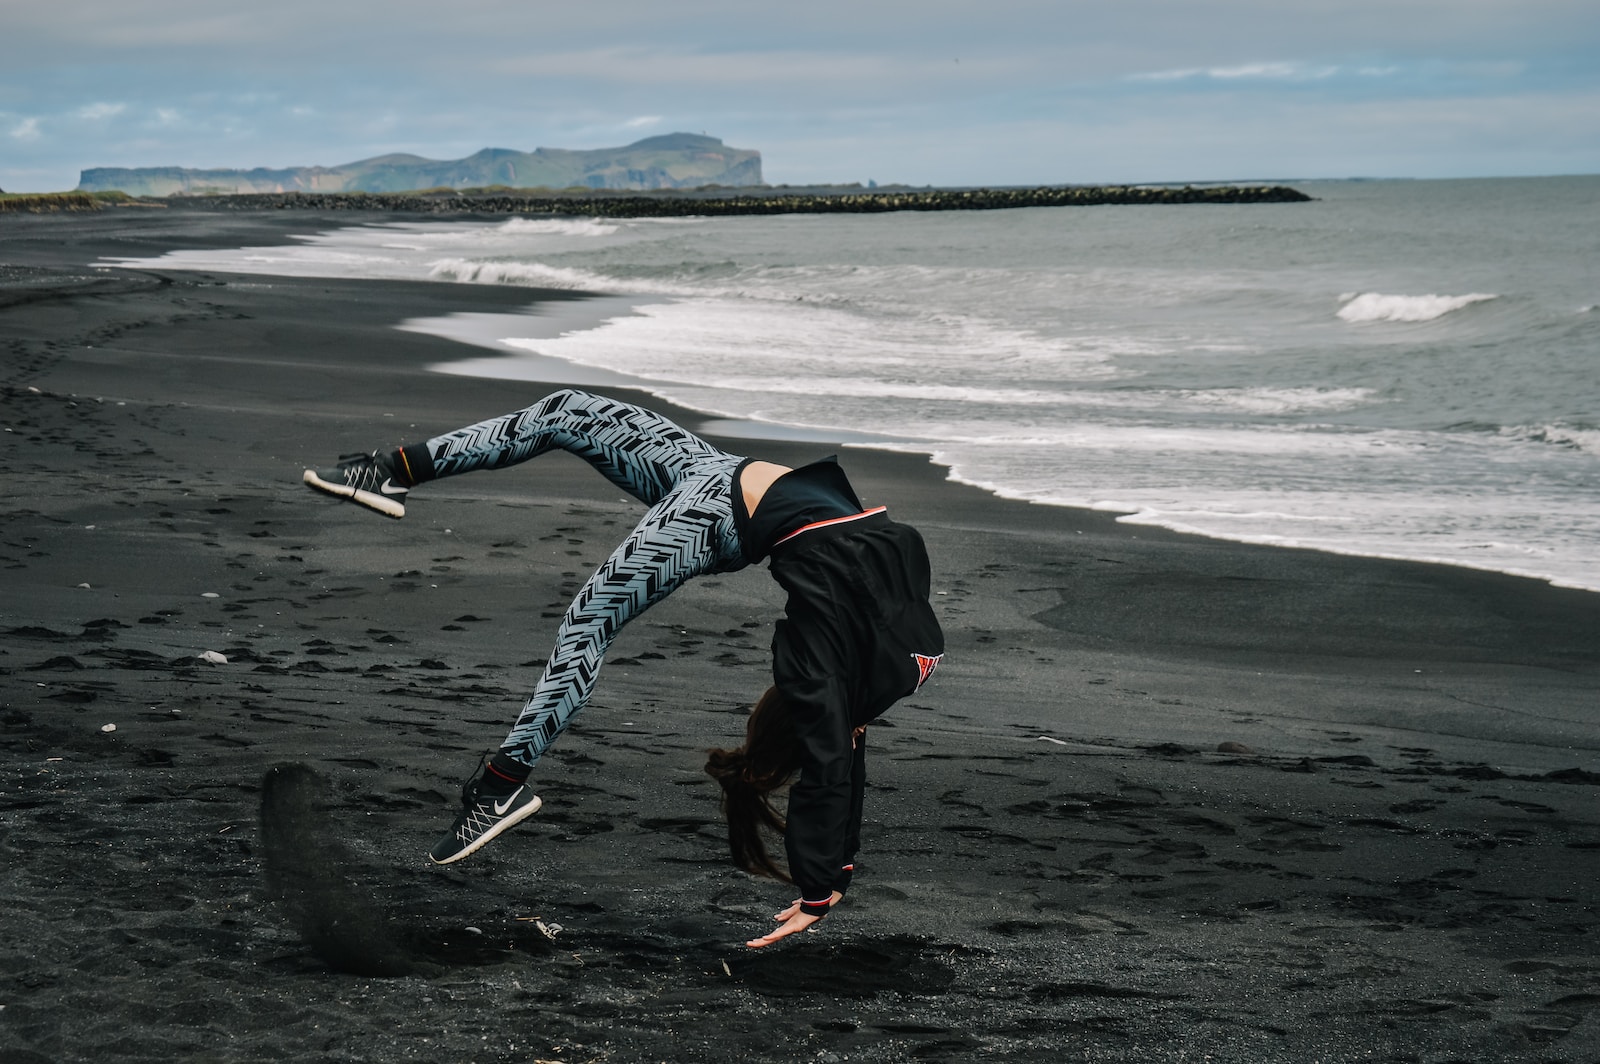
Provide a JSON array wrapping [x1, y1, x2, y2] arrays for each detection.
[[418, 389, 748, 768]]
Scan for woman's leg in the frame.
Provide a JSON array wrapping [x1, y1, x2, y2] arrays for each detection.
[[428, 458, 743, 864], [304, 388, 740, 518], [496, 457, 743, 766], [406, 388, 738, 506]]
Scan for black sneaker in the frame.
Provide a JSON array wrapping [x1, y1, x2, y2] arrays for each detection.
[[303, 452, 409, 518], [428, 765, 542, 865]]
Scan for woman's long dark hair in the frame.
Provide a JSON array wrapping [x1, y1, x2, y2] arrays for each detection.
[[705, 686, 801, 882]]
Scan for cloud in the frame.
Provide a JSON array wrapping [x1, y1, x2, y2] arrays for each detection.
[[10, 117, 41, 141], [483, 45, 1017, 92], [1130, 61, 1339, 82], [13, 6, 285, 51], [77, 101, 127, 120], [623, 115, 662, 129]]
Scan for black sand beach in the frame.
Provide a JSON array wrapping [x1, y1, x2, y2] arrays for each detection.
[[3, 208, 1598, 1063]]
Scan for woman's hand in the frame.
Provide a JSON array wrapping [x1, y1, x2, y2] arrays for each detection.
[[745, 891, 843, 948]]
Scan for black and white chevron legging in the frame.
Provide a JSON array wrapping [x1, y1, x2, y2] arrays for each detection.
[[419, 389, 749, 768]]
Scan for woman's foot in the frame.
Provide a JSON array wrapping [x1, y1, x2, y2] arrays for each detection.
[[303, 452, 409, 518], [428, 760, 543, 864]]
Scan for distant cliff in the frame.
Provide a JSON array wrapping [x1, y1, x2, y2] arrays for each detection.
[[78, 133, 762, 196]]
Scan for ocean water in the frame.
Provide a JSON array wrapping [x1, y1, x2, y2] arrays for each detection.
[[109, 177, 1600, 591]]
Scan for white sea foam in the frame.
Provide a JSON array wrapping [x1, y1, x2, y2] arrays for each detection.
[[912, 438, 1600, 591], [1163, 387, 1375, 415], [428, 257, 609, 289], [1336, 291, 1497, 323], [495, 298, 1122, 390], [882, 423, 1441, 457], [1502, 423, 1600, 454], [495, 217, 619, 237]]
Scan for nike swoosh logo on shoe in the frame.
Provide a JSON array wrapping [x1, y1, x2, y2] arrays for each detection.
[[492, 788, 523, 816], [379, 478, 408, 496]]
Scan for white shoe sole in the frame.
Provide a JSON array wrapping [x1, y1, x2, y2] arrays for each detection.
[[303, 468, 407, 518]]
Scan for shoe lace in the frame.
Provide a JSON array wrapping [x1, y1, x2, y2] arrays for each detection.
[[459, 752, 491, 807], [332, 452, 380, 487]]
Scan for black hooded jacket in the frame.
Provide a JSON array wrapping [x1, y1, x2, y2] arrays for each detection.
[[735, 459, 945, 916]]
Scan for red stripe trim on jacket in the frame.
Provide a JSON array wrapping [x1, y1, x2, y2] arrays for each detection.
[[771, 507, 888, 549]]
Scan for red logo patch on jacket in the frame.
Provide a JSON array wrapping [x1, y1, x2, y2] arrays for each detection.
[[912, 652, 943, 689]]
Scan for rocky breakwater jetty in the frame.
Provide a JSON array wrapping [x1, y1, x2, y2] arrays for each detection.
[[178, 183, 1312, 218]]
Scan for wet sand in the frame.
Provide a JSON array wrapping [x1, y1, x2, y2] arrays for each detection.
[[3, 208, 1598, 1063]]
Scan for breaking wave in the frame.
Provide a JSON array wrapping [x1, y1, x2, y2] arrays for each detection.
[[1336, 292, 1497, 323], [427, 257, 607, 289], [1502, 422, 1600, 454], [494, 217, 619, 237]]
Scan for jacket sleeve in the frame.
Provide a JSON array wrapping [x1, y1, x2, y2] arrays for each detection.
[[772, 618, 858, 918]]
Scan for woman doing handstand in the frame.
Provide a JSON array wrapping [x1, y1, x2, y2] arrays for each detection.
[[304, 389, 944, 947]]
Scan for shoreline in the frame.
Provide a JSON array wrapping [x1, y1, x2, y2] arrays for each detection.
[[3, 207, 1598, 1063]]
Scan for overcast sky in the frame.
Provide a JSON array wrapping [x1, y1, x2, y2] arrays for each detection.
[[3, 0, 1597, 192]]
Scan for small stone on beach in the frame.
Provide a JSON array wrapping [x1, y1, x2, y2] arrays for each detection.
[[1218, 741, 1256, 755], [202, 592, 220, 599], [100, 723, 116, 733], [199, 650, 229, 664]]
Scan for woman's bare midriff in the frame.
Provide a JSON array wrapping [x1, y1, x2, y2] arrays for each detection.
[[738, 461, 792, 517]]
